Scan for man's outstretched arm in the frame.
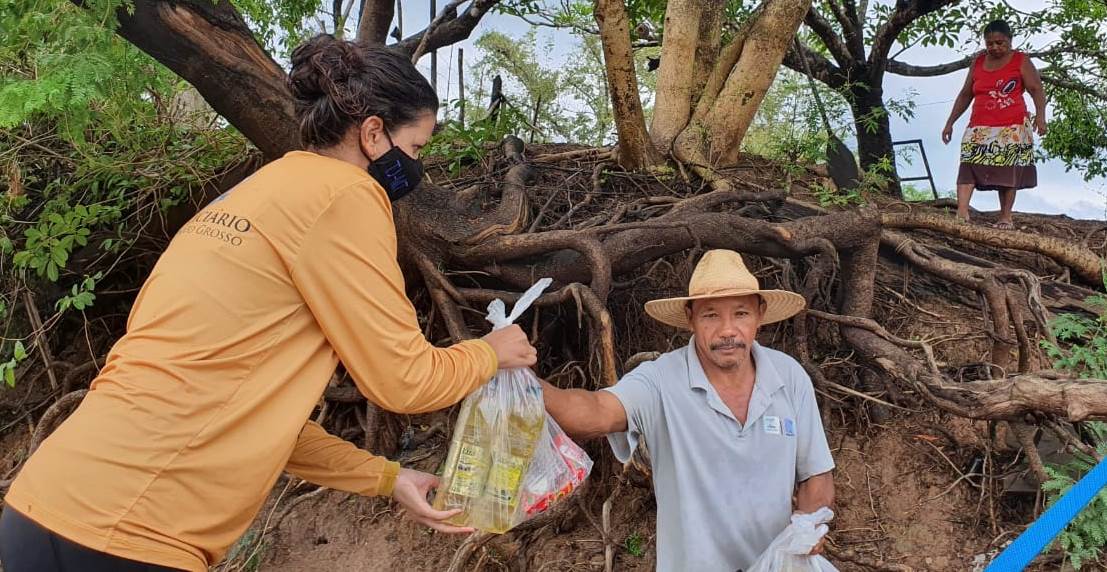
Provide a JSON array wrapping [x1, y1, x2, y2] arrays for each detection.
[[541, 381, 628, 441]]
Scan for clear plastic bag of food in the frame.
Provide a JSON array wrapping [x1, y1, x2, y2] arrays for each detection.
[[434, 279, 555, 533], [517, 415, 593, 519], [747, 508, 838, 572]]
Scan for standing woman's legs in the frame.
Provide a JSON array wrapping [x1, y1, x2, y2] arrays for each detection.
[[997, 188, 1017, 227], [956, 183, 976, 222]]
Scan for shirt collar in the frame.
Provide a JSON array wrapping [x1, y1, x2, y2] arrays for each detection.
[[681, 338, 788, 396]]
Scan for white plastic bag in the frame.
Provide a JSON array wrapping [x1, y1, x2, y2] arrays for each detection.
[[747, 508, 838, 572], [434, 279, 593, 533]]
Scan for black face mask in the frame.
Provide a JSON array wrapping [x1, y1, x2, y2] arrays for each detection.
[[366, 132, 424, 202]]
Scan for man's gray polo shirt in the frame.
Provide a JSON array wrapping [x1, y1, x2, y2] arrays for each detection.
[[603, 341, 835, 572]]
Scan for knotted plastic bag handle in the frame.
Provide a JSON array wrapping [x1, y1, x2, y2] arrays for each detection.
[[486, 278, 553, 331]]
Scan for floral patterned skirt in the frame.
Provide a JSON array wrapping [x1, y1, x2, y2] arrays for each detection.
[[957, 118, 1037, 191]]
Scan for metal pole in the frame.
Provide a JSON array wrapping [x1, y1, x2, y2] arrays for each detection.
[[429, 0, 437, 93], [916, 140, 940, 200], [458, 48, 466, 127], [396, 0, 403, 38]]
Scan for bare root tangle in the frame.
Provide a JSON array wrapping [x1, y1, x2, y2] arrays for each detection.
[[882, 231, 1020, 375], [61, 359, 102, 393], [29, 389, 88, 455], [870, 336, 1107, 421], [363, 400, 381, 452], [461, 228, 615, 302], [486, 204, 880, 294], [530, 147, 614, 164], [264, 486, 329, 536], [410, 245, 473, 343], [1043, 418, 1100, 460], [459, 283, 618, 386], [807, 310, 940, 376], [547, 162, 608, 231], [446, 531, 496, 572], [882, 212, 1106, 284], [1011, 422, 1050, 485], [602, 468, 629, 572], [1006, 290, 1032, 373]]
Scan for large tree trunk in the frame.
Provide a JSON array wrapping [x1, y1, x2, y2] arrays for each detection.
[[649, 0, 723, 154], [593, 0, 661, 170], [850, 78, 902, 196], [72, 0, 299, 158], [690, 0, 725, 104], [357, 0, 395, 44], [73, 0, 501, 160], [706, 0, 812, 166], [671, 0, 811, 175]]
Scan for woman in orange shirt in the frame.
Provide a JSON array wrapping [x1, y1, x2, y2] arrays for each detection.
[[1, 34, 536, 572]]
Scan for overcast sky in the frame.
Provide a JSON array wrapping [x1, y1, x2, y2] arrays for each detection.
[[395, 0, 1107, 221]]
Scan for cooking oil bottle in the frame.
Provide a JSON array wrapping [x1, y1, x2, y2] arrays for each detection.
[[434, 394, 492, 526], [481, 394, 545, 532]]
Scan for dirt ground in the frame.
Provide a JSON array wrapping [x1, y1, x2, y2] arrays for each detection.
[[251, 412, 1017, 572]]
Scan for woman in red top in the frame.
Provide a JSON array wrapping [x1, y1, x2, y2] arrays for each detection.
[[941, 20, 1047, 229]]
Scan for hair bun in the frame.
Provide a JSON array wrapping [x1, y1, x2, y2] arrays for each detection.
[[288, 34, 343, 102]]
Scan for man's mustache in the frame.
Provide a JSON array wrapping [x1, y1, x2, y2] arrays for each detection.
[[710, 339, 747, 351]]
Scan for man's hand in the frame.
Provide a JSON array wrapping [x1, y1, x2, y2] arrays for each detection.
[[391, 468, 474, 534], [810, 536, 827, 556], [941, 123, 954, 144]]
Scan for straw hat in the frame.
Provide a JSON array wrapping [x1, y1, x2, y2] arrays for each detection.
[[644, 250, 807, 329]]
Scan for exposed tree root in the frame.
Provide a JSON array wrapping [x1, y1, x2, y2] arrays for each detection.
[[29, 389, 87, 455], [882, 212, 1105, 284]]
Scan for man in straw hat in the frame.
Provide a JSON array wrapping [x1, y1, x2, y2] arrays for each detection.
[[543, 249, 835, 571]]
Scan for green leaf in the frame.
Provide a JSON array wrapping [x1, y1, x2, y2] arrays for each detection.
[[13, 341, 26, 361], [51, 246, 68, 267], [4, 366, 14, 387]]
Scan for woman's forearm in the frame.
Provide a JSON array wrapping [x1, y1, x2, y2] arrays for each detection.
[[946, 94, 973, 125], [1030, 88, 1047, 119]]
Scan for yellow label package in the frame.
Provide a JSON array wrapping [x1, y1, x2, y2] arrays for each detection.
[[435, 279, 593, 533]]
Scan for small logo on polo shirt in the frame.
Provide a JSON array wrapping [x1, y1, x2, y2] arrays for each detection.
[[783, 418, 796, 436], [763, 416, 782, 435]]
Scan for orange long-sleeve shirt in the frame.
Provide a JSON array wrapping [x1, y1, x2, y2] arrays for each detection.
[[4, 151, 497, 571]]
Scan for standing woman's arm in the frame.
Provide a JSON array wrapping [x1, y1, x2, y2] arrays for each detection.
[[943, 63, 977, 143], [286, 420, 400, 494], [291, 183, 498, 415], [1022, 55, 1048, 136]]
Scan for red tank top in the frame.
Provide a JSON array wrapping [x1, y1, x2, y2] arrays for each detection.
[[969, 51, 1028, 127]]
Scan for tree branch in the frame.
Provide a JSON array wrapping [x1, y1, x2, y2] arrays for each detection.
[[394, 0, 500, 58], [803, 7, 854, 67], [869, 0, 960, 72], [828, 0, 865, 60], [886, 53, 976, 76], [71, 0, 299, 158], [1042, 73, 1107, 102], [887, 46, 1080, 77], [782, 41, 848, 89], [411, 0, 467, 62], [356, 0, 395, 44]]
